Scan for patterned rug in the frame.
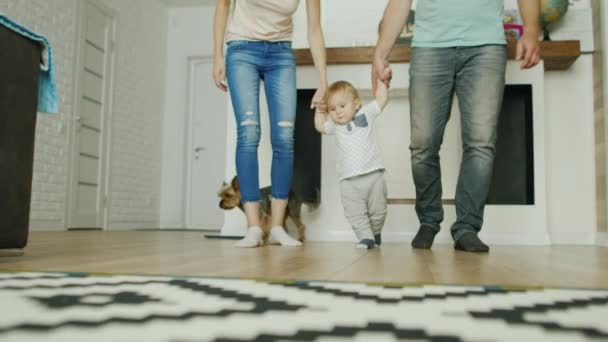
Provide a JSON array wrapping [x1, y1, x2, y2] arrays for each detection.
[[1, 272, 607, 342]]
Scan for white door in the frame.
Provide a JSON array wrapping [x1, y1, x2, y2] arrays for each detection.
[[185, 57, 227, 229], [69, 1, 115, 228]]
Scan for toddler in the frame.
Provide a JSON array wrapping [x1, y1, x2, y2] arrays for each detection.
[[314, 79, 389, 249]]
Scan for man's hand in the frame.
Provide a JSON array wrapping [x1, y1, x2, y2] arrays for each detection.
[[516, 30, 541, 69], [516, 0, 541, 70], [373, 0, 412, 94], [372, 54, 392, 95]]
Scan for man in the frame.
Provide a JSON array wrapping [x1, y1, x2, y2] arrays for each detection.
[[373, 0, 541, 252]]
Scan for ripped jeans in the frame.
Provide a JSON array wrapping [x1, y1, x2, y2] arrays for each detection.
[[226, 40, 297, 203]]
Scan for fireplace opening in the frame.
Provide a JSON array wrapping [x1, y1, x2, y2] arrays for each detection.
[[487, 84, 535, 205], [293, 89, 322, 204]]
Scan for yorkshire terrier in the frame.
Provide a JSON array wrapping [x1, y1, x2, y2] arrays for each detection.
[[218, 176, 317, 243]]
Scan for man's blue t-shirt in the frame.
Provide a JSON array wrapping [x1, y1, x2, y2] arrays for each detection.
[[412, 0, 506, 47]]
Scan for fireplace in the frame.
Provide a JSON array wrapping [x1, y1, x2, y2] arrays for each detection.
[[221, 62, 549, 244]]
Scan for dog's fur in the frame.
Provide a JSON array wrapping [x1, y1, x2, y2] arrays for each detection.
[[218, 176, 318, 242]]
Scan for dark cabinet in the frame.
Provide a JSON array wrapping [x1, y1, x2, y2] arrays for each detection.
[[0, 25, 42, 249]]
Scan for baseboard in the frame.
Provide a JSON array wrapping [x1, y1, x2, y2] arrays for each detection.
[[478, 232, 551, 245], [29, 220, 65, 231], [596, 232, 608, 246], [159, 221, 186, 229], [549, 232, 597, 245], [220, 224, 247, 237], [106, 221, 160, 231]]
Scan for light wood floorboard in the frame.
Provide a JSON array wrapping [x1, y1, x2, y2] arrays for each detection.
[[1, 231, 607, 288]]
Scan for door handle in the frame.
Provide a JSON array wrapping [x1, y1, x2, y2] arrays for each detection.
[[195, 147, 206, 152], [74, 116, 82, 131]]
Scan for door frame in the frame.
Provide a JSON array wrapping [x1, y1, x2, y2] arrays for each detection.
[[66, 0, 117, 230], [183, 55, 223, 230]]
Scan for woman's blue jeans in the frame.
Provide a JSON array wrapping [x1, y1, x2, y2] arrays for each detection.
[[226, 40, 297, 203]]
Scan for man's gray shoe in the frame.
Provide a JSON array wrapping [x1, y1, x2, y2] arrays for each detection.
[[411, 225, 437, 249], [454, 232, 489, 253]]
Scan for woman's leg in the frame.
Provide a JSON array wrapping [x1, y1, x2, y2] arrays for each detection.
[[263, 43, 300, 246], [226, 43, 264, 247]]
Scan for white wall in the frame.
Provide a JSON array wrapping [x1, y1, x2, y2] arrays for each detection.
[[292, 0, 388, 49], [545, 56, 596, 243], [160, 6, 218, 228], [0, 0, 168, 230], [601, 0, 608, 245]]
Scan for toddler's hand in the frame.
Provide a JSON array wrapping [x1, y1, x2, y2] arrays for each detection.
[[376, 77, 387, 91], [311, 86, 327, 111]]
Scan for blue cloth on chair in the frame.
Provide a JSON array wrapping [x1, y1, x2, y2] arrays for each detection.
[[0, 14, 59, 114]]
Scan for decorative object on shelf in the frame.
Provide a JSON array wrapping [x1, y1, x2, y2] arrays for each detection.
[[504, 9, 524, 43], [540, 0, 569, 40]]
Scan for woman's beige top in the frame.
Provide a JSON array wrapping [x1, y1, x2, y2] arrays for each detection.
[[226, 0, 301, 42]]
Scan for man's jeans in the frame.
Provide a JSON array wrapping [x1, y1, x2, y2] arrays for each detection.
[[409, 45, 507, 240]]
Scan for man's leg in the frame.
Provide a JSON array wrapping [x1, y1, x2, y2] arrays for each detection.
[[452, 45, 507, 252], [409, 47, 457, 249]]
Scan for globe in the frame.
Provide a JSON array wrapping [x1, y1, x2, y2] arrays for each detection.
[[540, 0, 569, 40]]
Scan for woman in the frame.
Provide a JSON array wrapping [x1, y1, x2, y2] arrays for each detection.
[[213, 0, 327, 248]]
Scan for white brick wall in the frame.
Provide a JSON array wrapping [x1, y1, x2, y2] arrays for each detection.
[[1, 0, 76, 228], [0, 0, 168, 230]]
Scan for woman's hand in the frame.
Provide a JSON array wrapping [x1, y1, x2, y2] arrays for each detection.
[[310, 86, 327, 112], [213, 0, 230, 91], [213, 57, 227, 92]]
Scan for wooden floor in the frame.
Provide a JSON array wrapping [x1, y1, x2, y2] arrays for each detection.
[[1, 231, 607, 288]]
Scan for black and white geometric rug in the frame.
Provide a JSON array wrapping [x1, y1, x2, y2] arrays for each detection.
[[1, 272, 607, 341]]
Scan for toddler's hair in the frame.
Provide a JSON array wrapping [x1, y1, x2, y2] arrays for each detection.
[[326, 81, 360, 103]]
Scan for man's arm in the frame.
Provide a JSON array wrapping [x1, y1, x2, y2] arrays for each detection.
[[517, 0, 541, 69], [372, 0, 413, 94]]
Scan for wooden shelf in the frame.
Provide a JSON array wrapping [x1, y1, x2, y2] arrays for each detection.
[[294, 40, 580, 71]]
